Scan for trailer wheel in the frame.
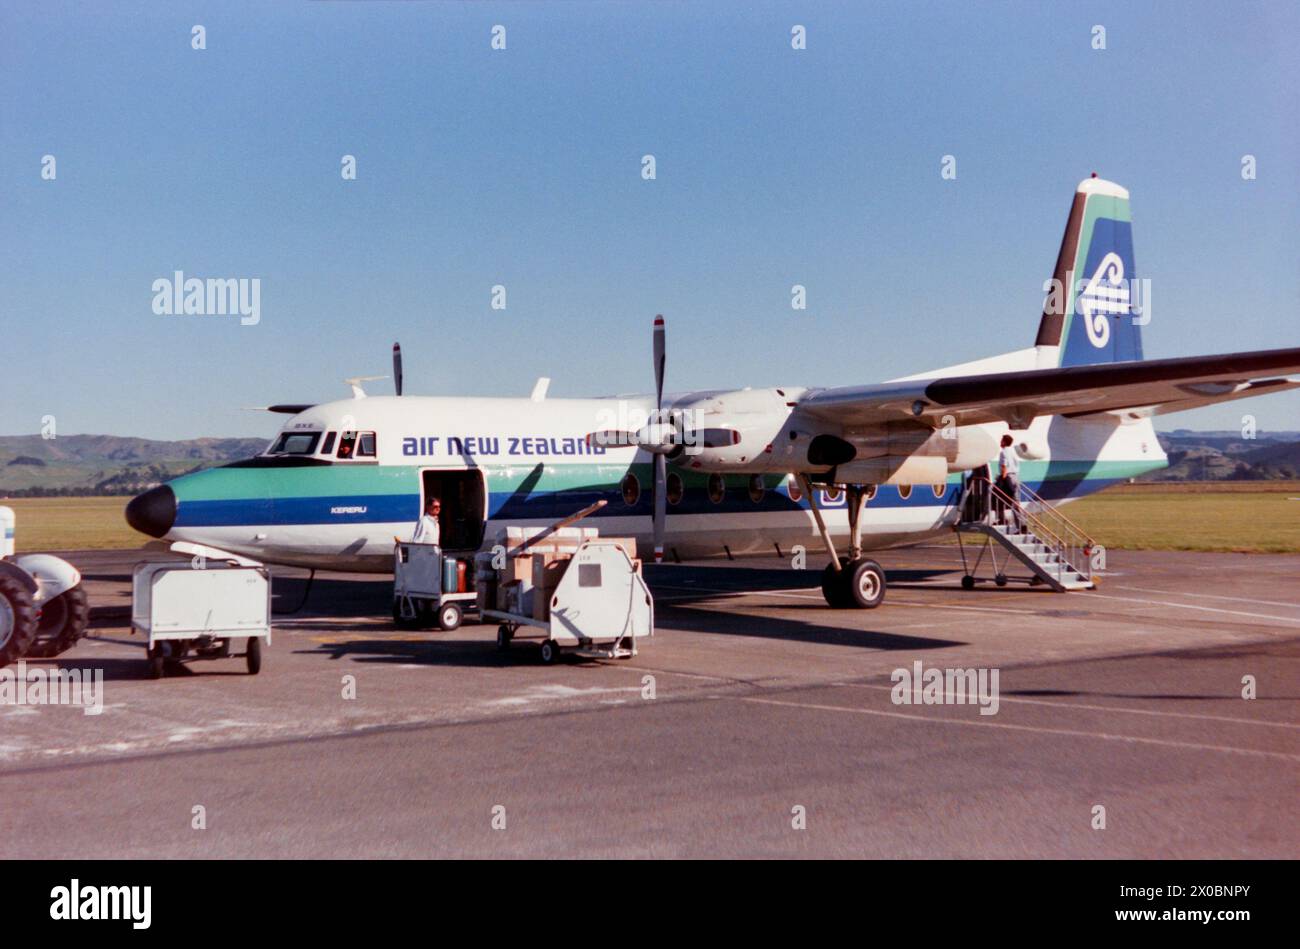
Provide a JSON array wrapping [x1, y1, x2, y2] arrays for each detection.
[[437, 602, 462, 632], [995, 574, 1008, 587], [496, 624, 512, 652], [0, 574, 37, 668], [246, 636, 262, 675], [147, 644, 165, 679], [27, 585, 90, 658], [539, 640, 558, 665], [961, 575, 976, 590]]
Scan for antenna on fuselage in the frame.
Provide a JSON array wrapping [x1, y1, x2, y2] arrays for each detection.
[[393, 342, 404, 396], [344, 375, 387, 399]]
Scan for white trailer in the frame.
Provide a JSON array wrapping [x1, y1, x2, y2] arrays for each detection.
[[131, 560, 271, 678], [484, 538, 654, 664]]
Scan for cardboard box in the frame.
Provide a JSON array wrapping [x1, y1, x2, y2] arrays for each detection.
[[531, 555, 571, 621]]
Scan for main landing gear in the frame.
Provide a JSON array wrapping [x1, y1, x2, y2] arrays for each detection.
[[799, 475, 887, 610]]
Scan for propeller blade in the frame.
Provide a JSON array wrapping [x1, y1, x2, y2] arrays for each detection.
[[654, 452, 667, 563], [392, 342, 403, 396], [652, 315, 666, 411]]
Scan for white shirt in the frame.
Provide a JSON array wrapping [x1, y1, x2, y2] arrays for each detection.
[[998, 445, 1020, 478], [411, 514, 440, 546]]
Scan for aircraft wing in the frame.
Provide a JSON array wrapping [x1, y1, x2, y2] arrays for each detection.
[[797, 346, 1300, 428]]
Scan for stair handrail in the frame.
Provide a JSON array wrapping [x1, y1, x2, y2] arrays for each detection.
[[986, 482, 1096, 584]]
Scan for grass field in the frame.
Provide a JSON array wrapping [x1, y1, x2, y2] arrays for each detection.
[[1062, 482, 1300, 553], [3, 484, 1299, 554], [3, 497, 142, 552]]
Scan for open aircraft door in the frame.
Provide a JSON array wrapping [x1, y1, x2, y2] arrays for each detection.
[[419, 467, 487, 552]]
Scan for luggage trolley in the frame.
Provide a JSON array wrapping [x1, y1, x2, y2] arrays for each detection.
[[482, 538, 654, 664], [392, 542, 478, 631]]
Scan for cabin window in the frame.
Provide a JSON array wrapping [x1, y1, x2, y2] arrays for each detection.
[[865, 484, 878, 500], [320, 431, 337, 455], [358, 432, 377, 457], [748, 474, 765, 503], [268, 432, 321, 455], [621, 472, 640, 506], [898, 484, 912, 500], [932, 483, 947, 499], [666, 472, 684, 506], [787, 475, 803, 503], [707, 473, 725, 504]]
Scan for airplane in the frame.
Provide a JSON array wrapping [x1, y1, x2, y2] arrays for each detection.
[[126, 176, 1300, 609]]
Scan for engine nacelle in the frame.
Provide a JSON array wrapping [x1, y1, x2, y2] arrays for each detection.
[[667, 387, 796, 472]]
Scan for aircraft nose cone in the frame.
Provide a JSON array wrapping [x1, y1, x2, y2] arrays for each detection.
[[125, 485, 176, 538]]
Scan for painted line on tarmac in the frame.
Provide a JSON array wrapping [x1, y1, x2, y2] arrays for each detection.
[[1113, 585, 1300, 612], [1090, 593, 1300, 626], [836, 682, 1299, 729], [737, 696, 1300, 762]]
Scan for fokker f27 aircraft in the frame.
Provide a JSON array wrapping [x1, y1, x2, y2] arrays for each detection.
[[126, 177, 1300, 609]]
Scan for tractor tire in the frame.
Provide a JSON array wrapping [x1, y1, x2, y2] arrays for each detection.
[[0, 574, 37, 668], [26, 585, 90, 658]]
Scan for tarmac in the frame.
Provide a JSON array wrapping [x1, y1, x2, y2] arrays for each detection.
[[0, 544, 1296, 858]]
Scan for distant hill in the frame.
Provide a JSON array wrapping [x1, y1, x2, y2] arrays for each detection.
[[0, 435, 268, 496], [1142, 430, 1300, 482]]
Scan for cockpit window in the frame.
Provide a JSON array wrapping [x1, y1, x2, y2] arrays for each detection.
[[267, 432, 321, 455], [337, 431, 377, 459], [320, 431, 337, 455]]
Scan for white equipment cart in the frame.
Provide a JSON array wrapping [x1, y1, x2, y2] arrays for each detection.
[[132, 559, 270, 679], [484, 538, 654, 664], [393, 543, 477, 631]]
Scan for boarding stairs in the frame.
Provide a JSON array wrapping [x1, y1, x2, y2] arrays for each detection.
[[954, 481, 1097, 592]]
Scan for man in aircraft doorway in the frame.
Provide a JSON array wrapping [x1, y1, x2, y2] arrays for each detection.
[[412, 497, 441, 546], [996, 434, 1022, 531]]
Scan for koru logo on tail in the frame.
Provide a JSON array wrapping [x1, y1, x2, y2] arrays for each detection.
[[1078, 252, 1130, 348]]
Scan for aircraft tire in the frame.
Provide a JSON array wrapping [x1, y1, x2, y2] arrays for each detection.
[[845, 559, 886, 609], [820, 559, 853, 608]]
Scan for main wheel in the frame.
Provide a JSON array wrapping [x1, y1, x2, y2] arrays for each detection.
[[539, 640, 559, 665], [0, 574, 37, 668], [820, 558, 853, 608], [27, 585, 90, 658], [437, 601, 462, 632], [845, 558, 887, 609], [496, 624, 513, 653], [246, 636, 262, 675]]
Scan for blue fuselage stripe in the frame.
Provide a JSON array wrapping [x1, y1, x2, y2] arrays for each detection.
[[172, 479, 1122, 527]]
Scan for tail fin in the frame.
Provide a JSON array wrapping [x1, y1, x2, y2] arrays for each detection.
[[1035, 176, 1144, 367]]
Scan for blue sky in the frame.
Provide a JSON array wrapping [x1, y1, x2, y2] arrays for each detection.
[[3, 0, 1297, 441]]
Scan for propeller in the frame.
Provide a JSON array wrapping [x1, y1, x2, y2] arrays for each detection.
[[652, 316, 667, 563], [392, 342, 403, 396]]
